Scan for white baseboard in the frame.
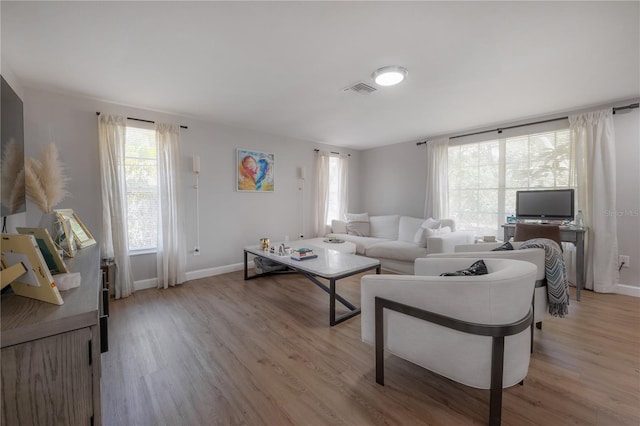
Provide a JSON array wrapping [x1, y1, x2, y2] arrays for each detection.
[[132, 263, 247, 292], [186, 262, 245, 281], [142, 262, 640, 298], [133, 278, 158, 291], [615, 283, 640, 297]]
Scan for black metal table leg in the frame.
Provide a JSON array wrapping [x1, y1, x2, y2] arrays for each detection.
[[244, 250, 249, 280], [330, 279, 336, 326], [244, 248, 378, 326]]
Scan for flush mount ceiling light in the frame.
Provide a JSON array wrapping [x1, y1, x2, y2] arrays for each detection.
[[371, 66, 408, 87]]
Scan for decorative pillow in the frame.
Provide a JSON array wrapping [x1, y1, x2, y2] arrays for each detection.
[[491, 242, 514, 251], [440, 260, 488, 276], [331, 219, 347, 234], [345, 213, 370, 237], [422, 218, 441, 230], [413, 228, 429, 247], [413, 219, 451, 248]]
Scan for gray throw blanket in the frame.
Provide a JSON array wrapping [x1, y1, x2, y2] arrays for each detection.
[[520, 238, 569, 317]]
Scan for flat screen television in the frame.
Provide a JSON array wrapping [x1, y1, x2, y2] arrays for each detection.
[[516, 189, 575, 221]]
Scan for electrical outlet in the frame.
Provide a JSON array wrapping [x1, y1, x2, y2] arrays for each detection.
[[619, 255, 630, 268], [194, 247, 200, 256]]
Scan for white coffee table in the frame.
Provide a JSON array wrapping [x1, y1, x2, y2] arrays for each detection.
[[244, 241, 380, 326]]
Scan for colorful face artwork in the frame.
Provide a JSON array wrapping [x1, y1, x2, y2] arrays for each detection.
[[237, 150, 274, 191]]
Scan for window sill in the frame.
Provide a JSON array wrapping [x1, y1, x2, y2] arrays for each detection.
[[129, 249, 157, 257]]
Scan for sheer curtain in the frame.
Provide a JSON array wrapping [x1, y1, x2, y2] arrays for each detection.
[[314, 151, 331, 237], [156, 123, 186, 288], [336, 153, 349, 224], [424, 138, 449, 219], [313, 151, 348, 237], [98, 114, 135, 299], [569, 109, 618, 292]]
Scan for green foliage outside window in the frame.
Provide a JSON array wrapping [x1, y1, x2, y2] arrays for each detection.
[[448, 129, 572, 237]]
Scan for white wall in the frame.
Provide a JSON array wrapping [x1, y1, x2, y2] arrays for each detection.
[[15, 83, 640, 290], [22, 87, 360, 282], [614, 109, 640, 291], [360, 141, 426, 218], [360, 106, 640, 289]]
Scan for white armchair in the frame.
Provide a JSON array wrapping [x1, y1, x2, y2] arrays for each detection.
[[361, 258, 536, 426], [429, 242, 551, 334]]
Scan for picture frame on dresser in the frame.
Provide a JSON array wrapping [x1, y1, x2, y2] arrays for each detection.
[[16, 227, 69, 274], [0, 233, 64, 305], [55, 209, 96, 249]]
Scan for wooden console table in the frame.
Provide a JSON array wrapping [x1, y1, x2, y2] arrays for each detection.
[[502, 224, 586, 301], [1, 245, 105, 425]]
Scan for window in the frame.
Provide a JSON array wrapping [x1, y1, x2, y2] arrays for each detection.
[[124, 125, 158, 251], [448, 129, 572, 237], [326, 156, 341, 225], [315, 151, 348, 235]]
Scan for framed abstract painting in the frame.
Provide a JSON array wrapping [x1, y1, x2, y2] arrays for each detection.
[[237, 149, 275, 192]]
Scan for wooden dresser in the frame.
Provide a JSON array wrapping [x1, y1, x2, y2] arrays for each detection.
[[1, 244, 105, 426]]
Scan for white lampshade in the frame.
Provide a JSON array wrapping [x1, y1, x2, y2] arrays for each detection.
[[193, 156, 200, 174], [372, 66, 408, 86]]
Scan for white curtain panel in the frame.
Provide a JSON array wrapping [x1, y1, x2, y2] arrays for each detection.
[[314, 150, 331, 237], [424, 137, 449, 219], [569, 109, 619, 292], [97, 114, 135, 299], [156, 123, 186, 288], [336, 153, 349, 223]]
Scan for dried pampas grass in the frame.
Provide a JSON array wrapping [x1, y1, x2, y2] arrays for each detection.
[[9, 168, 26, 213], [25, 143, 69, 213], [1, 139, 26, 213]]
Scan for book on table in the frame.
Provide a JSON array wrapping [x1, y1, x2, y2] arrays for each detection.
[[291, 248, 317, 261]]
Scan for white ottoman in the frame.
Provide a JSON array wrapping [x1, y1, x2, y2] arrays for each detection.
[[298, 237, 357, 254]]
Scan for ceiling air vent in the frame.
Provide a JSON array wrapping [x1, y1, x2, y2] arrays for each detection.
[[343, 81, 377, 95]]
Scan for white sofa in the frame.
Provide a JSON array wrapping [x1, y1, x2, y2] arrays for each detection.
[[327, 215, 474, 274], [360, 258, 537, 425]]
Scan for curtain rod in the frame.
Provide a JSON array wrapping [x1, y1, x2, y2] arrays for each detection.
[[416, 102, 639, 146], [96, 112, 188, 129], [314, 148, 351, 157], [613, 102, 639, 114]]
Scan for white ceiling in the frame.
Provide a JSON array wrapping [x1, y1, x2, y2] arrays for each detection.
[[2, 1, 638, 150]]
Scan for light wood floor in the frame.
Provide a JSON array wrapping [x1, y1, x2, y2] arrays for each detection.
[[101, 271, 640, 426]]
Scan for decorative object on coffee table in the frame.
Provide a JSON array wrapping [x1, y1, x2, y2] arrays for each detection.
[[291, 248, 317, 260], [323, 238, 345, 244]]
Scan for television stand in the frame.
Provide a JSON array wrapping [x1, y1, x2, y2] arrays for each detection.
[[502, 224, 586, 301], [518, 219, 564, 225]]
